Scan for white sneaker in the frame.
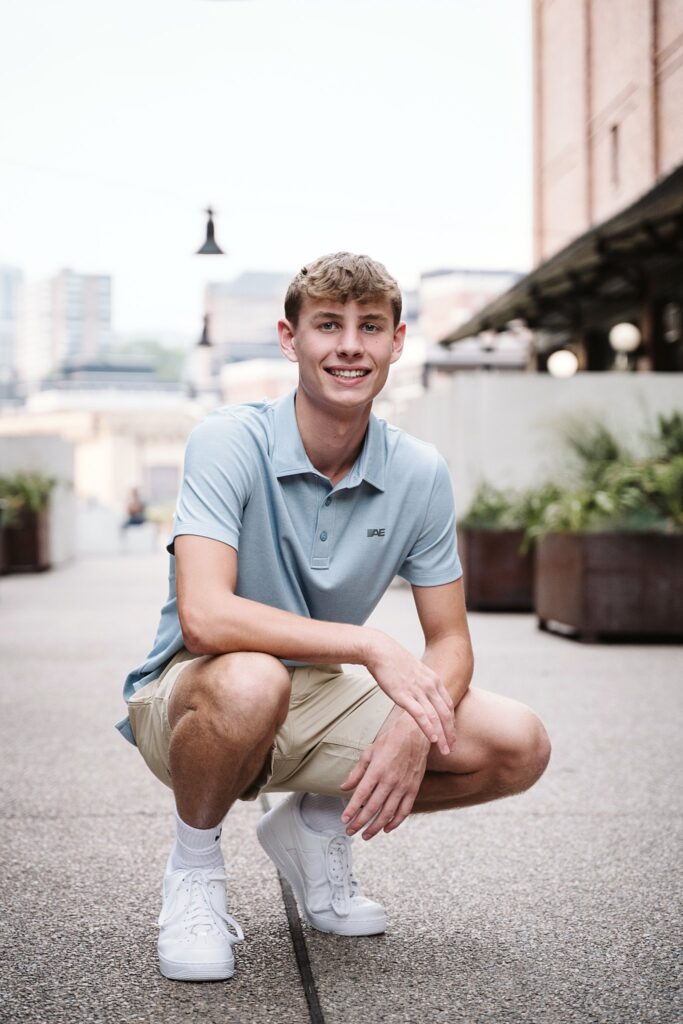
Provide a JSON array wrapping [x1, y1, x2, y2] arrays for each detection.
[[157, 862, 244, 981], [256, 793, 387, 936]]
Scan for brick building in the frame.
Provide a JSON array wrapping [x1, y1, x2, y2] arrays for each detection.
[[443, 0, 683, 373]]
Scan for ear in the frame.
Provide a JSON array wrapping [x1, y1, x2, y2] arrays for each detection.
[[390, 322, 407, 364], [278, 318, 299, 364]]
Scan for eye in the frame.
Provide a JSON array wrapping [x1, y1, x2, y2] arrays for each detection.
[[362, 323, 379, 333], [319, 321, 338, 331]]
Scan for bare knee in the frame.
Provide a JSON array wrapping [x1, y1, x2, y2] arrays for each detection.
[[170, 652, 291, 732], [493, 708, 551, 795]]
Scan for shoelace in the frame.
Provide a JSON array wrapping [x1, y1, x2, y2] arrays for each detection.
[[326, 835, 362, 917], [160, 868, 244, 944]]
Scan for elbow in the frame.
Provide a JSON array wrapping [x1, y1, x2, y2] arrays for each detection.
[[179, 608, 221, 656]]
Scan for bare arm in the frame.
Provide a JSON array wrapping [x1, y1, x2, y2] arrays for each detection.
[[340, 578, 473, 839], [174, 534, 455, 753], [414, 578, 474, 708]]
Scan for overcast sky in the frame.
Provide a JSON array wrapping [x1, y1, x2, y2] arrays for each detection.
[[0, 0, 532, 339]]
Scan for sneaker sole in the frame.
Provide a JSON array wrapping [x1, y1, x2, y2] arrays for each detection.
[[158, 954, 235, 982], [256, 814, 386, 937]]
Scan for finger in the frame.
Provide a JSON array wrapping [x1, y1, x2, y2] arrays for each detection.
[[339, 752, 371, 792], [429, 688, 456, 754], [342, 774, 379, 827], [434, 679, 456, 737], [383, 791, 417, 833], [346, 785, 392, 836], [414, 689, 451, 754], [397, 693, 445, 748], [361, 792, 403, 841]]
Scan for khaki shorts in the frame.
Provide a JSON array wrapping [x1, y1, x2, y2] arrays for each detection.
[[127, 648, 394, 800]]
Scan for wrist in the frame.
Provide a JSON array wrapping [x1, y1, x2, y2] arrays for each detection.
[[360, 627, 388, 669], [378, 705, 431, 752]]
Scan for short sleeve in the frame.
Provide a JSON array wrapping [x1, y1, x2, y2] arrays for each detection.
[[397, 454, 463, 586], [168, 414, 255, 555]]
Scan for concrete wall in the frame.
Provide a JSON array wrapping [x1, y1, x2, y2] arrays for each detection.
[[394, 372, 683, 515], [0, 434, 75, 565]]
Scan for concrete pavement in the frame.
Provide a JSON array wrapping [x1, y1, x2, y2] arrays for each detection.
[[0, 552, 681, 1023]]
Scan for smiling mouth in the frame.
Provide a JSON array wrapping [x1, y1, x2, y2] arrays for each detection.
[[324, 368, 370, 379]]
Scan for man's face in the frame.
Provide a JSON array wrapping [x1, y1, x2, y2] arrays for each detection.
[[278, 296, 405, 414]]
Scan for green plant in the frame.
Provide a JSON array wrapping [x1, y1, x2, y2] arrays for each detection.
[[461, 411, 683, 546], [460, 483, 522, 530], [525, 455, 683, 541], [557, 418, 629, 488], [0, 472, 56, 518], [647, 410, 683, 460]]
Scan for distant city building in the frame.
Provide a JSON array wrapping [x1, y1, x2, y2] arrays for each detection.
[[0, 265, 23, 392], [204, 271, 292, 361], [8, 268, 113, 395], [17, 278, 53, 390], [51, 268, 112, 365], [419, 269, 521, 344]]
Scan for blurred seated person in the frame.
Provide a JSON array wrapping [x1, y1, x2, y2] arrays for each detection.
[[121, 488, 147, 532]]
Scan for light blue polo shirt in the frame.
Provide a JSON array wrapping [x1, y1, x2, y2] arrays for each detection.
[[116, 388, 462, 744]]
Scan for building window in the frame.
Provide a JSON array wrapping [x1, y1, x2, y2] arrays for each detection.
[[610, 124, 620, 188]]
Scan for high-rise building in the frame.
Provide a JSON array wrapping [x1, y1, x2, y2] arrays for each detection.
[[51, 269, 112, 365], [9, 268, 113, 394], [0, 265, 24, 387]]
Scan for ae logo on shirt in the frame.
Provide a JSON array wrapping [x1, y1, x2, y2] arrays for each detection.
[[367, 528, 386, 537]]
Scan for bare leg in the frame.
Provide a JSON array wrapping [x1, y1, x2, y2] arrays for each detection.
[[412, 688, 551, 813], [167, 651, 291, 828]]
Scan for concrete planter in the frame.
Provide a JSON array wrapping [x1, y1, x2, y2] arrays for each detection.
[[458, 528, 534, 611], [535, 532, 683, 641], [4, 507, 51, 573]]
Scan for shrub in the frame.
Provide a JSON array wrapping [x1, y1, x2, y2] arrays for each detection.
[[0, 472, 56, 522], [460, 412, 683, 546]]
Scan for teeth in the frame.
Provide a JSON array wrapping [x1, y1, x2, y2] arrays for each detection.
[[328, 369, 368, 378]]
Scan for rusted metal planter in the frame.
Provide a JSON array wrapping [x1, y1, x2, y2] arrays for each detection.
[[457, 528, 534, 611], [535, 532, 683, 641], [4, 507, 51, 573]]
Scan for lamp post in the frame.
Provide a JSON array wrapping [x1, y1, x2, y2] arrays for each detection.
[[608, 322, 641, 371], [190, 208, 225, 400]]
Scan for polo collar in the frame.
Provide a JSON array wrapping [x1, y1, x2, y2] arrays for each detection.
[[271, 388, 386, 491]]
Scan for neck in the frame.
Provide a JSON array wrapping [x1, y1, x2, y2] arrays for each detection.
[[294, 387, 372, 486]]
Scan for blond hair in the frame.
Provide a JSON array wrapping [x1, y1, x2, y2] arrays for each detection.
[[284, 252, 402, 328]]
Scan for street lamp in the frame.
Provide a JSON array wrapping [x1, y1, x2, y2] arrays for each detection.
[[608, 322, 641, 371], [190, 208, 225, 400], [547, 349, 579, 378], [196, 207, 224, 255]]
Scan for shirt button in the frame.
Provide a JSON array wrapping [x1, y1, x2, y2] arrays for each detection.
[[324, 497, 331, 507], [320, 531, 328, 542]]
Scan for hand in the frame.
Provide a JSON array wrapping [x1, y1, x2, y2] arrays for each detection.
[[364, 631, 455, 755], [339, 707, 431, 840]]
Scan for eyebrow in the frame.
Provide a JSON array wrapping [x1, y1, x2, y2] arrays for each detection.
[[312, 311, 390, 323]]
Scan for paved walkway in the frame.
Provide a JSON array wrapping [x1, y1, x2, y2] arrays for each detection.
[[1, 552, 681, 1024]]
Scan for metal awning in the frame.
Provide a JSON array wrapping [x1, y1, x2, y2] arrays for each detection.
[[441, 162, 683, 345]]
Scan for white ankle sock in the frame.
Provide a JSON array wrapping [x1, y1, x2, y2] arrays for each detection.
[[169, 811, 224, 872], [300, 793, 347, 835]]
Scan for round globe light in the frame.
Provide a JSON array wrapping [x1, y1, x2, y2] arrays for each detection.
[[608, 322, 641, 353], [547, 349, 579, 378]]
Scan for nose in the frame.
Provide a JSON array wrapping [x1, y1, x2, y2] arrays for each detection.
[[336, 326, 364, 359]]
